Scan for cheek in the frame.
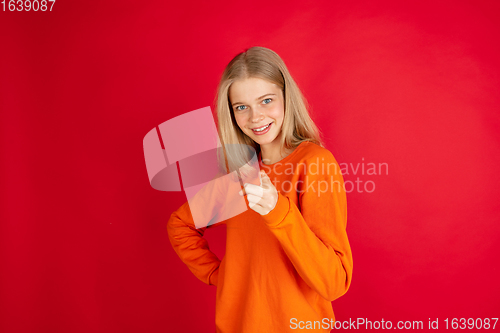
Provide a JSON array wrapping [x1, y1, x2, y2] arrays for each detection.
[[269, 106, 285, 123], [233, 114, 247, 130]]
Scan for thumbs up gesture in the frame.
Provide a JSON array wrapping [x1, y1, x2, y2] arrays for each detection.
[[239, 170, 279, 215]]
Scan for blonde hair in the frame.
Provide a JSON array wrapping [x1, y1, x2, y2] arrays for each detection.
[[213, 46, 323, 160]]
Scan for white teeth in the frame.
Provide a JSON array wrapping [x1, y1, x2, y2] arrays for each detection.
[[253, 123, 270, 132]]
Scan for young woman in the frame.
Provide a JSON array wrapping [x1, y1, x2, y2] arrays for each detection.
[[167, 46, 353, 332]]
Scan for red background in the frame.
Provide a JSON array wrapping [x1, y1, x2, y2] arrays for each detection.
[[1, 0, 499, 332]]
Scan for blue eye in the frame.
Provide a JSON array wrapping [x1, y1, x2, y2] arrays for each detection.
[[235, 105, 246, 111], [263, 98, 272, 104]]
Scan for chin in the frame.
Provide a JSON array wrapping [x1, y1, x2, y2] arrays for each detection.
[[252, 135, 278, 146]]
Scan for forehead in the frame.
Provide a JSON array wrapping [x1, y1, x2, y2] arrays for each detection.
[[229, 77, 280, 100]]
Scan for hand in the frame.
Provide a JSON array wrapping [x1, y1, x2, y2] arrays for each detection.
[[239, 170, 279, 215]]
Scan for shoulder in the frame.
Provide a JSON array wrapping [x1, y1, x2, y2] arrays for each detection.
[[296, 141, 337, 164], [293, 142, 343, 179]]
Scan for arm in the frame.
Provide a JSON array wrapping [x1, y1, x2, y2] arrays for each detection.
[[166, 171, 231, 287], [167, 202, 222, 287], [261, 152, 353, 301]]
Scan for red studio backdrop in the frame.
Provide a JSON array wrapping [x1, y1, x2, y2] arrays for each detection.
[[1, 0, 499, 332]]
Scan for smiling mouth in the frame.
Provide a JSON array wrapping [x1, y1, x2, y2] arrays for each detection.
[[252, 122, 272, 132]]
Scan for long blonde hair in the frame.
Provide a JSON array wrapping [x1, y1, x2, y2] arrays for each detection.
[[213, 46, 323, 160]]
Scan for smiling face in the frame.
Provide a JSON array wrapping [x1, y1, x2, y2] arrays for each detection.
[[229, 77, 285, 150]]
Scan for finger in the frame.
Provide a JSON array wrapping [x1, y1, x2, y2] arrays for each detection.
[[249, 202, 265, 215], [243, 183, 264, 197], [247, 194, 262, 205], [260, 172, 273, 189], [259, 170, 264, 186]]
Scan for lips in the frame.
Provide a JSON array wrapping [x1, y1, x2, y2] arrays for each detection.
[[252, 123, 271, 131], [251, 122, 272, 135]]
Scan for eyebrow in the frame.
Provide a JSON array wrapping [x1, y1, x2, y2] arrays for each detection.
[[231, 93, 276, 107]]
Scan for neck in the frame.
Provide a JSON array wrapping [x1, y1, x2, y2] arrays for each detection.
[[260, 139, 292, 165]]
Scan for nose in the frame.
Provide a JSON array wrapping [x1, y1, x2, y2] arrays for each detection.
[[249, 108, 265, 123]]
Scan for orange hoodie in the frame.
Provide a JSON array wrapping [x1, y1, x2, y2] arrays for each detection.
[[167, 141, 353, 332]]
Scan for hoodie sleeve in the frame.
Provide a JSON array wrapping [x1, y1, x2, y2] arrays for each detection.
[[260, 150, 353, 301], [166, 172, 233, 287], [167, 201, 222, 287]]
